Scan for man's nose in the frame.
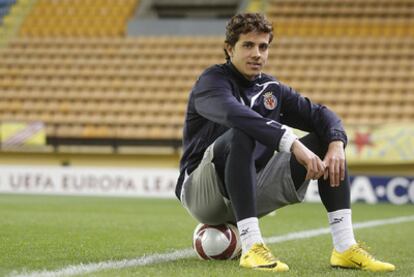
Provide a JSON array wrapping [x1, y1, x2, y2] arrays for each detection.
[[252, 46, 261, 58]]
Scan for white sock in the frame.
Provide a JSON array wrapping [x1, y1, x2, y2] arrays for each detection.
[[237, 217, 264, 253], [328, 209, 357, 253]]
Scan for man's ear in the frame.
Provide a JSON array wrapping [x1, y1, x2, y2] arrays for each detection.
[[225, 43, 233, 58]]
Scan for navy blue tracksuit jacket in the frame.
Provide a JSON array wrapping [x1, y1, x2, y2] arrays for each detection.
[[175, 61, 347, 200]]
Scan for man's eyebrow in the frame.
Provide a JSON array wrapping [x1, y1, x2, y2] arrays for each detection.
[[241, 41, 268, 45]]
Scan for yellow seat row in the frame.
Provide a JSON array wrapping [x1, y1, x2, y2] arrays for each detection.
[[19, 0, 138, 38], [36, 0, 137, 5]]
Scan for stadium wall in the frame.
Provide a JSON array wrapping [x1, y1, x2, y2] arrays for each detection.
[[0, 149, 179, 167], [0, 151, 413, 205], [0, 149, 411, 174]]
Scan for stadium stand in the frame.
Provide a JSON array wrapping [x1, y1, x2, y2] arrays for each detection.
[[129, 0, 237, 36], [0, 0, 413, 150], [266, 0, 414, 37], [19, 0, 138, 37], [147, 0, 239, 18], [267, 0, 414, 18], [264, 0, 414, 125], [0, 0, 15, 23], [0, 0, 34, 47]]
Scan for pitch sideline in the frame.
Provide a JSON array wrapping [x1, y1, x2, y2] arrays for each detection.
[[9, 215, 414, 277]]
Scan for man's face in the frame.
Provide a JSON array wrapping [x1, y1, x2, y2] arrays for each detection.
[[226, 31, 270, 80]]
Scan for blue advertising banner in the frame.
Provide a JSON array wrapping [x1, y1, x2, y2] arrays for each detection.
[[305, 176, 414, 205]]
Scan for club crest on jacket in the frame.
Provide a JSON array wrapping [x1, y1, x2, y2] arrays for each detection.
[[263, 92, 277, 110]]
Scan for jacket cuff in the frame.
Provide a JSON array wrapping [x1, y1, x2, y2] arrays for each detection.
[[279, 125, 298, 152], [328, 129, 348, 148]]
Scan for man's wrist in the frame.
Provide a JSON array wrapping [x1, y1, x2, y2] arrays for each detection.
[[290, 138, 299, 152], [329, 140, 344, 149]]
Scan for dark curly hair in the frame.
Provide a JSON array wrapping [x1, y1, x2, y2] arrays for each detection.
[[224, 13, 274, 61]]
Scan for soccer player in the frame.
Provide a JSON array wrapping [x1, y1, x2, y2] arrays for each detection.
[[175, 13, 395, 272]]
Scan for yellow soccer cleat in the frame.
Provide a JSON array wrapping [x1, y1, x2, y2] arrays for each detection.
[[240, 243, 289, 272], [330, 244, 395, 272]]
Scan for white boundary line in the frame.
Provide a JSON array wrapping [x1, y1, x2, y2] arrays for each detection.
[[9, 215, 414, 277]]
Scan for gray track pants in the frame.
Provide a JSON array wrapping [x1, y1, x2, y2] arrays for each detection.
[[180, 143, 310, 225]]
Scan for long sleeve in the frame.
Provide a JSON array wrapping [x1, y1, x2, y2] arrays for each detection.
[[279, 84, 348, 146]]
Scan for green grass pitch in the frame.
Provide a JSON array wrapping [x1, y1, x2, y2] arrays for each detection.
[[1, 194, 413, 277]]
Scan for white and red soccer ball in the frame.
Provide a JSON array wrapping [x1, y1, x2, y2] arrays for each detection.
[[192, 223, 242, 260]]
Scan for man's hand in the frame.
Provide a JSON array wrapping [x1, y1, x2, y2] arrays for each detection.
[[323, 141, 345, 187], [291, 140, 325, 181]]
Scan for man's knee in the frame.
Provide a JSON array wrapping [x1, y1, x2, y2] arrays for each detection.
[[299, 133, 328, 159], [187, 197, 233, 225]]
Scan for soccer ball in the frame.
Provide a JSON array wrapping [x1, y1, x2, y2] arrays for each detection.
[[192, 223, 242, 260]]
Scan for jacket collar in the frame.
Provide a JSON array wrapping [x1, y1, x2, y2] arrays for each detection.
[[226, 61, 261, 87]]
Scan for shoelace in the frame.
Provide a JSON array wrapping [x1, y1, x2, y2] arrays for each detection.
[[252, 245, 276, 262], [353, 243, 375, 260]]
